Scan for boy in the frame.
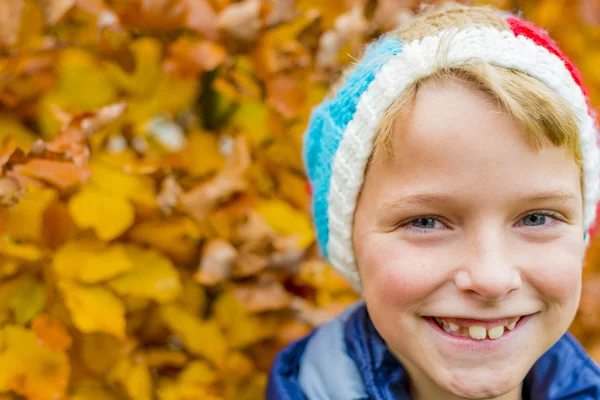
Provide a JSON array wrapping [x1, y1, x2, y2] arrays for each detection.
[[267, 3, 600, 400]]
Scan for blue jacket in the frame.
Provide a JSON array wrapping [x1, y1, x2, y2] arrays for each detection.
[[267, 302, 600, 400]]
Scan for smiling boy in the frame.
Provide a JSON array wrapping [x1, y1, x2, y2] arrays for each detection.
[[267, 3, 600, 400]]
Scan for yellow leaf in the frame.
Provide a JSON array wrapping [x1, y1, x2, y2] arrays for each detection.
[[57, 48, 118, 110], [8, 277, 45, 324], [70, 378, 118, 400], [59, 281, 126, 338], [179, 360, 217, 386], [213, 290, 279, 348], [5, 186, 57, 242], [68, 187, 135, 240], [0, 237, 42, 261], [128, 217, 202, 265], [88, 161, 156, 208], [255, 199, 314, 248], [0, 115, 37, 150], [160, 305, 227, 366], [0, 325, 70, 400], [109, 356, 152, 400], [231, 101, 270, 148], [53, 239, 133, 283], [109, 245, 182, 303]]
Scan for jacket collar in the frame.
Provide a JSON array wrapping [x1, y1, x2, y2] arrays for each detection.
[[267, 302, 600, 399]]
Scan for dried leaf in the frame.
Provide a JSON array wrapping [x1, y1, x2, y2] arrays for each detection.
[[0, 176, 25, 208], [68, 187, 135, 240], [53, 239, 134, 283], [14, 159, 91, 190], [0, 0, 24, 47], [218, 0, 262, 41], [160, 304, 228, 366], [194, 239, 237, 286], [0, 325, 70, 400], [59, 281, 126, 338], [232, 277, 291, 312], [109, 245, 182, 303], [8, 278, 46, 325], [31, 313, 73, 352], [109, 355, 153, 400], [39, 0, 76, 25]]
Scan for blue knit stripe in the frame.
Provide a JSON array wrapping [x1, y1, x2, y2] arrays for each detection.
[[302, 37, 403, 257]]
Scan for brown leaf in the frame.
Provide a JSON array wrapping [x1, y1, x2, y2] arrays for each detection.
[[0, 176, 25, 208], [164, 39, 228, 77], [194, 239, 237, 286], [266, 74, 306, 118], [182, 0, 219, 39], [232, 276, 291, 312], [0, 0, 24, 47], [14, 159, 91, 189], [218, 0, 262, 41], [180, 136, 250, 220], [156, 175, 182, 215], [38, 0, 76, 25]]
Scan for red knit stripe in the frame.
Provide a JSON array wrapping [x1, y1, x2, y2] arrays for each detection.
[[506, 16, 594, 117]]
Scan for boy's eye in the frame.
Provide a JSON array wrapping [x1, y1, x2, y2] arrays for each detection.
[[516, 212, 560, 227], [410, 217, 444, 229], [521, 214, 547, 226]]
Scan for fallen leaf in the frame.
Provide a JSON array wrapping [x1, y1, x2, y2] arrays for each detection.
[[127, 217, 201, 264], [31, 313, 73, 352], [109, 245, 182, 303], [38, 0, 76, 25], [59, 281, 126, 338], [218, 0, 263, 41], [160, 304, 228, 366], [0, 176, 25, 208], [4, 186, 57, 242], [109, 354, 153, 400], [15, 159, 91, 190], [194, 239, 237, 286], [254, 199, 314, 248], [232, 277, 291, 312], [53, 239, 134, 283], [8, 277, 46, 325], [68, 187, 135, 240], [182, 0, 219, 39], [0, 0, 24, 47], [0, 325, 70, 400]]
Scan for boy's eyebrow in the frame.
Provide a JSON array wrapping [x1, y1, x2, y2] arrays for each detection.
[[380, 190, 580, 209]]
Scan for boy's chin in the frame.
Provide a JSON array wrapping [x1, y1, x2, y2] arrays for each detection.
[[435, 366, 525, 399]]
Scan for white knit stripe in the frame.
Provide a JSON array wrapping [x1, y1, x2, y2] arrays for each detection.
[[327, 27, 600, 288]]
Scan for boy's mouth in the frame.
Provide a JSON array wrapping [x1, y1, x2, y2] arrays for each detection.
[[428, 316, 523, 340]]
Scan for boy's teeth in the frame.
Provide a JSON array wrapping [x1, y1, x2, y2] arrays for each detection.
[[434, 316, 522, 339], [487, 325, 505, 339], [468, 326, 487, 340]]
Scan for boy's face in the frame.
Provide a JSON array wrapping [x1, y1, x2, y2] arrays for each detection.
[[353, 78, 584, 400]]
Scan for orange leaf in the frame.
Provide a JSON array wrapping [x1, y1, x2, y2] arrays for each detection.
[[14, 159, 91, 189], [31, 314, 73, 352], [38, 0, 76, 25], [0, 0, 24, 47]]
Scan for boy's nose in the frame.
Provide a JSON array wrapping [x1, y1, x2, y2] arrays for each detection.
[[454, 237, 522, 302]]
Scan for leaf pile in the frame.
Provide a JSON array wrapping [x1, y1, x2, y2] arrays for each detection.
[[0, 0, 598, 399]]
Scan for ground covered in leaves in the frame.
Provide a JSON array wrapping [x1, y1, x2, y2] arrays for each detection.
[[0, 0, 599, 399]]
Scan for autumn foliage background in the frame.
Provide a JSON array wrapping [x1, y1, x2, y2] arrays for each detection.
[[0, 0, 599, 399]]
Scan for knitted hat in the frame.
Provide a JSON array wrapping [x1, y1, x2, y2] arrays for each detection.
[[303, 4, 600, 289]]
